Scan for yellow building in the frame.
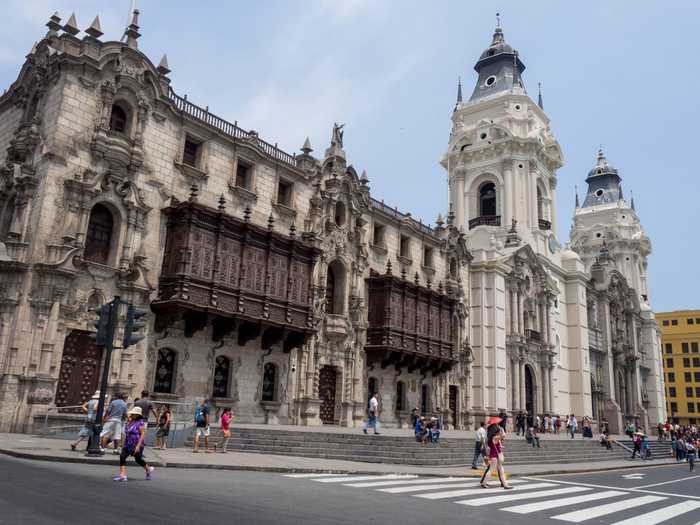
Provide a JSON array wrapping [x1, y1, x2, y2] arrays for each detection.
[[657, 310, 700, 425]]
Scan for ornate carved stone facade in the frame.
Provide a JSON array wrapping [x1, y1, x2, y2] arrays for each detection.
[[0, 11, 471, 431], [0, 12, 663, 433]]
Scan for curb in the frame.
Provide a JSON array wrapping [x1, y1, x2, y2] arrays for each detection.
[[0, 446, 677, 477]]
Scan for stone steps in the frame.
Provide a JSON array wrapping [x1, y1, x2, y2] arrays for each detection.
[[184, 428, 631, 465]]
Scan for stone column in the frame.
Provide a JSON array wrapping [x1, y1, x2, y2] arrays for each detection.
[[512, 357, 520, 411], [545, 297, 552, 346], [503, 161, 513, 225], [519, 359, 525, 411], [548, 364, 554, 413], [455, 172, 466, 229], [509, 289, 516, 335], [542, 365, 550, 414], [517, 291, 524, 335]]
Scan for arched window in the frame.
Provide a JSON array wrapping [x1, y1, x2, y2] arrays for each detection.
[[153, 348, 176, 394], [325, 260, 346, 314], [213, 355, 231, 398], [109, 103, 128, 134], [479, 182, 497, 217], [84, 204, 114, 265], [420, 384, 430, 413], [395, 381, 406, 412], [334, 201, 346, 227], [262, 363, 277, 401]]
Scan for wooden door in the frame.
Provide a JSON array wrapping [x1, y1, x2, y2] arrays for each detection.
[[319, 366, 337, 424], [55, 330, 103, 411]]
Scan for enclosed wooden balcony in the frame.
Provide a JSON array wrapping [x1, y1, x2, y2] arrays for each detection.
[[365, 269, 458, 375], [151, 199, 320, 349]]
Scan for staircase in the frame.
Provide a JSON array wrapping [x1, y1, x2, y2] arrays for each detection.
[[615, 439, 674, 460], [185, 427, 632, 466]]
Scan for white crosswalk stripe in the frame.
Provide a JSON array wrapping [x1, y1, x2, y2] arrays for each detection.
[[457, 486, 591, 507], [283, 473, 338, 478], [608, 500, 700, 525], [378, 479, 529, 494], [552, 495, 667, 522], [415, 482, 556, 500], [345, 477, 472, 488], [503, 490, 627, 514], [285, 473, 700, 525], [314, 474, 417, 483]]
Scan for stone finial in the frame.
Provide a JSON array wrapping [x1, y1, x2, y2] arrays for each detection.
[[85, 15, 104, 39], [575, 185, 580, 208], [385, 259, 393, 276], [438, 281, 444, 294], [414, 272, 420, 286], [401, 267, 407, 280], [289, 222, 297, 239], [63, 13, 80, 36], [301, 137, 313, 155], [456, 76, 463, 104], [46, 12, 62, 37], [426, 278, 432, 289], [537, 81, 544, 110], [218, 193, 226, 211], [243, 206, 252, 223], [188, 183, 198, 202], [124, 8, 141, 49], [360, 170, 369, 185], [267, 214, 275, 231], [436, 213, 445, 228], [157, 54, 171, 75]]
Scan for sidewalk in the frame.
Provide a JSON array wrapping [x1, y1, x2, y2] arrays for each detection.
[[0, 432, 676, 477]]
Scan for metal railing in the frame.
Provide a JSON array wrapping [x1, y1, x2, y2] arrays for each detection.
[[369, 197, 435, 236], [168, 88, 297, 167], [469, 215, 501, 229], [39, 405, 85, 434], [538, 218, 552, 231]]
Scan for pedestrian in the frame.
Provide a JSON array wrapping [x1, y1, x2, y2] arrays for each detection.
[[641, 434, 650, 460], [480, 416, 512, 489], [631, 432, 642, 459], [526, 426, 541, 448], [71, 390, 100, 451], [515, 411, 525, 436], [363, 392, 381, 435], [218, 407, 233, 453], [134, 390, 158, 429], [100, 392, 128, 454], [428, 417, 441, 444], [193, 398, 212, 453], [410, 407, 419, 429], [112, 406, 155, 482], [415, 416, 427, 444], [567, 414, 578, 439], [687, 440, 696, 472], [471, 421, 487, 470], [154, 404, 171, 450]]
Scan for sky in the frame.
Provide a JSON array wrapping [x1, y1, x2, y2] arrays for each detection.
[[0, 0, 698, 312]]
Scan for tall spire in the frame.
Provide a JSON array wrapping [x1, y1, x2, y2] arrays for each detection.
[[456, 76, 463, 104], [122, 3, 141, 49], [537, 82, 544, 109], [492, 12, 504, 45], [596, 147, 607, 168], [631, 191, 636, 211], [575, 185, 580, 208]]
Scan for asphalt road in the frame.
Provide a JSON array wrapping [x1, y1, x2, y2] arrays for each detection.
[[0, 455, 698, 525]]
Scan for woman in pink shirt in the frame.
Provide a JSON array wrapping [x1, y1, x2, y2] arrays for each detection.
[[219, 408, 233, 453]]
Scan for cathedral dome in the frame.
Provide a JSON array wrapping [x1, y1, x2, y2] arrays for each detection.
[[581, 149, 623, 208], [561, 247, 581, 262], [477, 27, 515, 60]]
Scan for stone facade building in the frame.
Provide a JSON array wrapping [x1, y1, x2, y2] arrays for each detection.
[[0, 11, 664, 433]]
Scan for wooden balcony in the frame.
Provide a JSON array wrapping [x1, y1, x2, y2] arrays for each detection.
[[538, 218, 552, 231], [151, 199, 320, 349], [365, 270, 458, 375], [468, 215, 501, 229]]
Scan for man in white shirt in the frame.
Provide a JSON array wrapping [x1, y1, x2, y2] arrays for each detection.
[[363, 393, 381, 435], [471, 421, 487, 469]]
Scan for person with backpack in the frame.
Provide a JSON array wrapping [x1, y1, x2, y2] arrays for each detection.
[[193, 398, 212, 453]]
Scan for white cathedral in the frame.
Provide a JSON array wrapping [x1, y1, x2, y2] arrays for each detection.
[[0, 11, 665, 433], [448, 24, 665, 432]]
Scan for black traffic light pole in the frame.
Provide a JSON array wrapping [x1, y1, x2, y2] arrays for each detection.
[[86, 296, 122, 457]]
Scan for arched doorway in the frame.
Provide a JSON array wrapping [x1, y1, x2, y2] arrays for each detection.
[[319, 366, 337, 424], [524, 365, 535, 416]]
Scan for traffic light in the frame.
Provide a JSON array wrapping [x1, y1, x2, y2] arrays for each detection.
[[89, 304, 112, 346], [123, 304, 148, 348]]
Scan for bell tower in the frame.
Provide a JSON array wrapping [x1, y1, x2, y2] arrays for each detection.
[[443, 20, 564, 257]]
